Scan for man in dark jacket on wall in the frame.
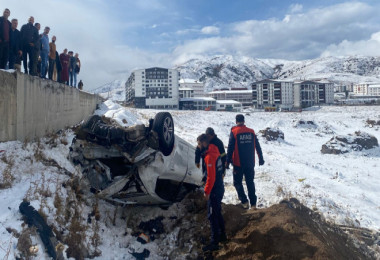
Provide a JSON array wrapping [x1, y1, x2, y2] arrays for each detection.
[[198, 134, 226, 252], [226, 114, 264, 210], [31, 23, 41, 76], [0, 8, 11, 69], [9, 19, 22, 71], [20, 16, 38, 74]]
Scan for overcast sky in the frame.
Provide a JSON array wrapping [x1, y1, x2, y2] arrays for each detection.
[[4, 0, 380, 90]]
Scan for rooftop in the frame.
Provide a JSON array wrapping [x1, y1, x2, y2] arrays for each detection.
[[208, 90, 252, 94], [216, 100, 242, 104], [180, 97, 216, 102], [179, 78, 202, 84]]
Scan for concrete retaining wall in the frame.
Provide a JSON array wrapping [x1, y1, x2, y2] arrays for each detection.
[[0, 70, 102, 142]]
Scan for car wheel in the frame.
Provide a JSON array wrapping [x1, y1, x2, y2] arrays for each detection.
[[152, 112, 175, 156]]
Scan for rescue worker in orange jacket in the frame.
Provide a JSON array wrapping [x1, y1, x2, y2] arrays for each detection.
[[226, 114, 264, 209], [198, 134, 226, 252]]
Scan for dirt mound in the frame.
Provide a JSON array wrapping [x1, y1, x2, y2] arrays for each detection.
[[321, 131, 378, 154], [259, 128, 284, 141], [366, 119, 380, 128], [172, 192, 375, 259], [294, 120, 317, 129]]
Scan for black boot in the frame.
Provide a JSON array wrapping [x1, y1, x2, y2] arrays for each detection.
[[219, 232, 227, 243]]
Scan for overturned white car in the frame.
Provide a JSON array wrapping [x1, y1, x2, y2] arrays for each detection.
[[69, 112, 203, 205]]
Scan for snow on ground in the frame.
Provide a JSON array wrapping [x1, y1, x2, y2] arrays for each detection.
[[122, 105, 380, 230], [1, 103, 380, 259]]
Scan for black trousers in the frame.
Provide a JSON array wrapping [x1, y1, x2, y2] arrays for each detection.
[[0, 41, 9, 69], [207, 192, 225, 244], [22, 44, 33, 74], [48, 58, 55, 80], [233, 166, 257, 206]]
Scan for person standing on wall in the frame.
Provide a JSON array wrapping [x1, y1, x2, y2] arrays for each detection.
[[78, 79, 83, 90], [0, 8, 11, 69], [55, 50, 61, 82], [9, 18, 22, 71], [74, 53, 80, 87], [40, 26, 49, 78], [226, 114, 265, 210], [48, 35, 56, 80], [31, 22, 40, 76], [20, 16, 38, 74], [59, 48, 69, 84], [68, 50, 75, 86]]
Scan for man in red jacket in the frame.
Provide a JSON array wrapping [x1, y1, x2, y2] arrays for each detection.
[[197, 134, 226, 252], [226, 114, 264, 210]]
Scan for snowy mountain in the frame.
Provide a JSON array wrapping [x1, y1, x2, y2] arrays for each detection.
[[92, 80, 126, 102], [176, 55, 380, 91]]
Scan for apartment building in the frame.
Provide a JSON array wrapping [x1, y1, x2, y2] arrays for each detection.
[[179, 79, 205, 97], [293, 80, 334, 108], [125, 67, 180, 109], [252, 79, 293, 109], [354, 83, 380, 96]]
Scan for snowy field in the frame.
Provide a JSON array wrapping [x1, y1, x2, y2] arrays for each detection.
[[1, 101, 380, 259], [127, 102, 380, 230]]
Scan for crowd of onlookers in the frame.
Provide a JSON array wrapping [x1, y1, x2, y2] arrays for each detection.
[[0, 8, 83, 89]]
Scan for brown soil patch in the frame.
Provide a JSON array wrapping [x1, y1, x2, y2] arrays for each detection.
[[174, 193, 375, 260]]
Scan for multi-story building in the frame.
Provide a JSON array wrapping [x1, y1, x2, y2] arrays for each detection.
[[293, 80, 334, 108], [354, 83, 380, 96], [179, 79, 205, 97], [252, 79, 293, 109], [368, 84, 380, 96], [125, 67, 180, 109], [207, 90, 253, 106]]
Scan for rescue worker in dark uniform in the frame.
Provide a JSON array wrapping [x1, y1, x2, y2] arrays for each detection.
[[197, 134, 226, 252], [226, 114, 264, 210], [195, 127, 226, 179]]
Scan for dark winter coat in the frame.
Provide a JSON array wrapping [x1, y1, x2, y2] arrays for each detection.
[[55, 51, 62, 71], [227, 124, 263, 168], [9, 28, 21, 55], [60, 53, 69, 81], [0, 16, 11, 42], [210, 135, 226, 166], [20, 22, 38, 47], [69, 56, 76, 71]]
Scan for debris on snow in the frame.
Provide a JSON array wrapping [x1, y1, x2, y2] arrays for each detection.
[[259, 127, 285, 141]]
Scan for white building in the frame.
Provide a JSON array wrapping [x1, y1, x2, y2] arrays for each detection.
[[368, 84, 380, 96], [207, 90, 253, 106], [179, 97, 216, 111], [125, 67, 180, 109], [293, 80, 334, 108], [216, 100, 242, 112], [179, 79, 205, 97], [354, 83, 380, 96], [252, 80, 293, 109]]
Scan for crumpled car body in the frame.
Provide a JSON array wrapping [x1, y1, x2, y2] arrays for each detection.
[[69, 112, 203, 205]]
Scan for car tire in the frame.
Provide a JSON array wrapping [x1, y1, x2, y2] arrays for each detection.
[[152, 112, 175, 156]]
